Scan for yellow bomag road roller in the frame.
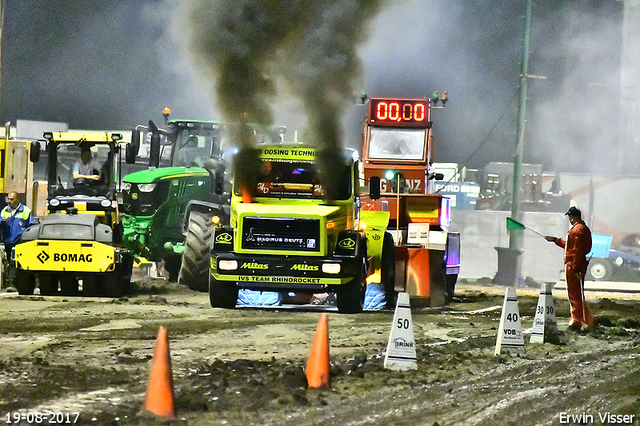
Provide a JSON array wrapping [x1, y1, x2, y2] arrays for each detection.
[[13, 131, 133, 297]]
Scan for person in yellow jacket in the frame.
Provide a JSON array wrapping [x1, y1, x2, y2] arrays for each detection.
[[0, 192, 34, 286]]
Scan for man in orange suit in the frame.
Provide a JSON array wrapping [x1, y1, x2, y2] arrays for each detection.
[[545, 206, 594, 330]]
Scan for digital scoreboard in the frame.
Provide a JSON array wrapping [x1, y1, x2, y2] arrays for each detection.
[[368, 98, 430, 127]]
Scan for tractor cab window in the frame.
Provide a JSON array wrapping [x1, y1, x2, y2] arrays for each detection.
[[49, 143, 116, 198], [367, 128, 426, 161], [173, 128, 220, 168], [236, 160, 351, 200]]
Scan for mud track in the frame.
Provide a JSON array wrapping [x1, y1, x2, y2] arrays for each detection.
[[1, 279, 639, 425]]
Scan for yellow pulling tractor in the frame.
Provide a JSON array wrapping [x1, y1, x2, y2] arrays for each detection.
[[13, 131, 134, 297]]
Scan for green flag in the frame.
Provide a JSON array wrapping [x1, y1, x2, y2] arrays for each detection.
[[506, 217, 545, 237], [506, 217, 526, 231]]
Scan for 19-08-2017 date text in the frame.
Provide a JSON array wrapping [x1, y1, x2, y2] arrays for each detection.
[[5, 412, 80, 424]]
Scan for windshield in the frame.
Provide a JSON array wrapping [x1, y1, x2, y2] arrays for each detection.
[[367, 127, 426, 160], [48, 143, 116, 198], [172, 127, 222, 168], [235, 159, 352, 200]]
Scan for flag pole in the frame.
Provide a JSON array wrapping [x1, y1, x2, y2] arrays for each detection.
[[506, 217, 545, 238]]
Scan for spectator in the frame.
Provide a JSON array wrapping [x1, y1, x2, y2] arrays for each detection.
[[1, 192, 34, 287]]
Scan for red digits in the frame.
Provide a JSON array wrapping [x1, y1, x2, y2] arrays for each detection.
[[402, 103, 412, 121], [375, 100, 426, 123], [414, 103, 425, 121], [376, 102, 388, 120], [389, 102, 400, 121]]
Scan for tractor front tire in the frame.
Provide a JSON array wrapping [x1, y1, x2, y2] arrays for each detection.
[[179, 211, 215, 292], [381, 232, 397, 309], [337, 257, 366, 314], [209, 276, 238, 309]]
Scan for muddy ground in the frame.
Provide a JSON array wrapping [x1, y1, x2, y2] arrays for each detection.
[[1, 277, 639, 426]]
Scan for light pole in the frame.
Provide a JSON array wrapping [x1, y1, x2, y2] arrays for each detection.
[[496, 0, 532, 287]]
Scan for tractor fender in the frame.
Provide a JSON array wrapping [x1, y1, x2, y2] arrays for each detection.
[[360, 210, 390, 275], [182, 200, 230, 234]]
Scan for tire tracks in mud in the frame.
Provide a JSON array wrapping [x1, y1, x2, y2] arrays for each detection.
[[2, 283, 640, 425], [254, 338, 640, 426]]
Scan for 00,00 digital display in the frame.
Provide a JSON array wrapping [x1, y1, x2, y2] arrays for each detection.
[[370, 99, 429, 125]]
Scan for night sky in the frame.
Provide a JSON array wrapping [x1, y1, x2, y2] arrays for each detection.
[[0, 0, 624, 173]]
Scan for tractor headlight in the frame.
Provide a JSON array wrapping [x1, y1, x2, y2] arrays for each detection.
[[322, 263, 341, 274], [49, 198, 60, 207], [100, 199, 112, 208], [219, 260, 238, 270], [137, 183, 156, 192]]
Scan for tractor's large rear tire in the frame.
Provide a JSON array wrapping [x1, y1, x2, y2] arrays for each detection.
[[445, 273, 458, 303], [381, 232, 397, 309], [209, 276, 238, 309], [179, 211, 215, 292], [337, 257, 366, 314], [15, 271, 36, 295]]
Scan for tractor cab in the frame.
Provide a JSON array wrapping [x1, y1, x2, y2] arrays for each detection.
[[38, 131, 126, 227]]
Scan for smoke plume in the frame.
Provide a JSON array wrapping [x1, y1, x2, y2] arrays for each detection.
[[179, 0, 383, 199]]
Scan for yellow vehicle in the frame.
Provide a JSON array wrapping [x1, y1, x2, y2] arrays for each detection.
[[13, 131, 133, 296], [0, 123, 42, 284], [0, 123, 37, 202]]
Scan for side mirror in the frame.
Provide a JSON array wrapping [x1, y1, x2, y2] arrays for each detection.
[[131, 128, 141, 156], [125, 143, 136, 164], [430, 173, 445, 181], [29, 141, 41, 163], [126, 127, 141, 164], [369, 176, 381, 200], [204, 157, 227, 195], [149, 132, 161, 168], [148, 120, 161, 168]]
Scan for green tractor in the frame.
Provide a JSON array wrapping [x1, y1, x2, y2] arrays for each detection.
[[120, 118, 285, 289]]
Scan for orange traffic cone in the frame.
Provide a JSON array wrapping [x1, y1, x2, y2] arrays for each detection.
[[305, 313, 331, 389], [142, 326, 175, 418]]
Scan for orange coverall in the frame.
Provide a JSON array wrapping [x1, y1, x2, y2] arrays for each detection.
[[553, 220, 593, 327]]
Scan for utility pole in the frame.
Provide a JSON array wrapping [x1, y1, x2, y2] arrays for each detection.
[[509, 0, 533, 275], [495, 0, 532, 287], [620, 0, 640, 173]]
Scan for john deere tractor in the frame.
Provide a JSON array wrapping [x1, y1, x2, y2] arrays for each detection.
[[121, 117, 286, 289], [13, 131, 133, 297]]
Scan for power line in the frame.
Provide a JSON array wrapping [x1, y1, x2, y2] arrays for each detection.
[[435, 88, 519, 192]]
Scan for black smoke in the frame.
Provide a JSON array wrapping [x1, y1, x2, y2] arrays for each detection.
[[179, 0, 383, 199], [0, 1, 627, 176]]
